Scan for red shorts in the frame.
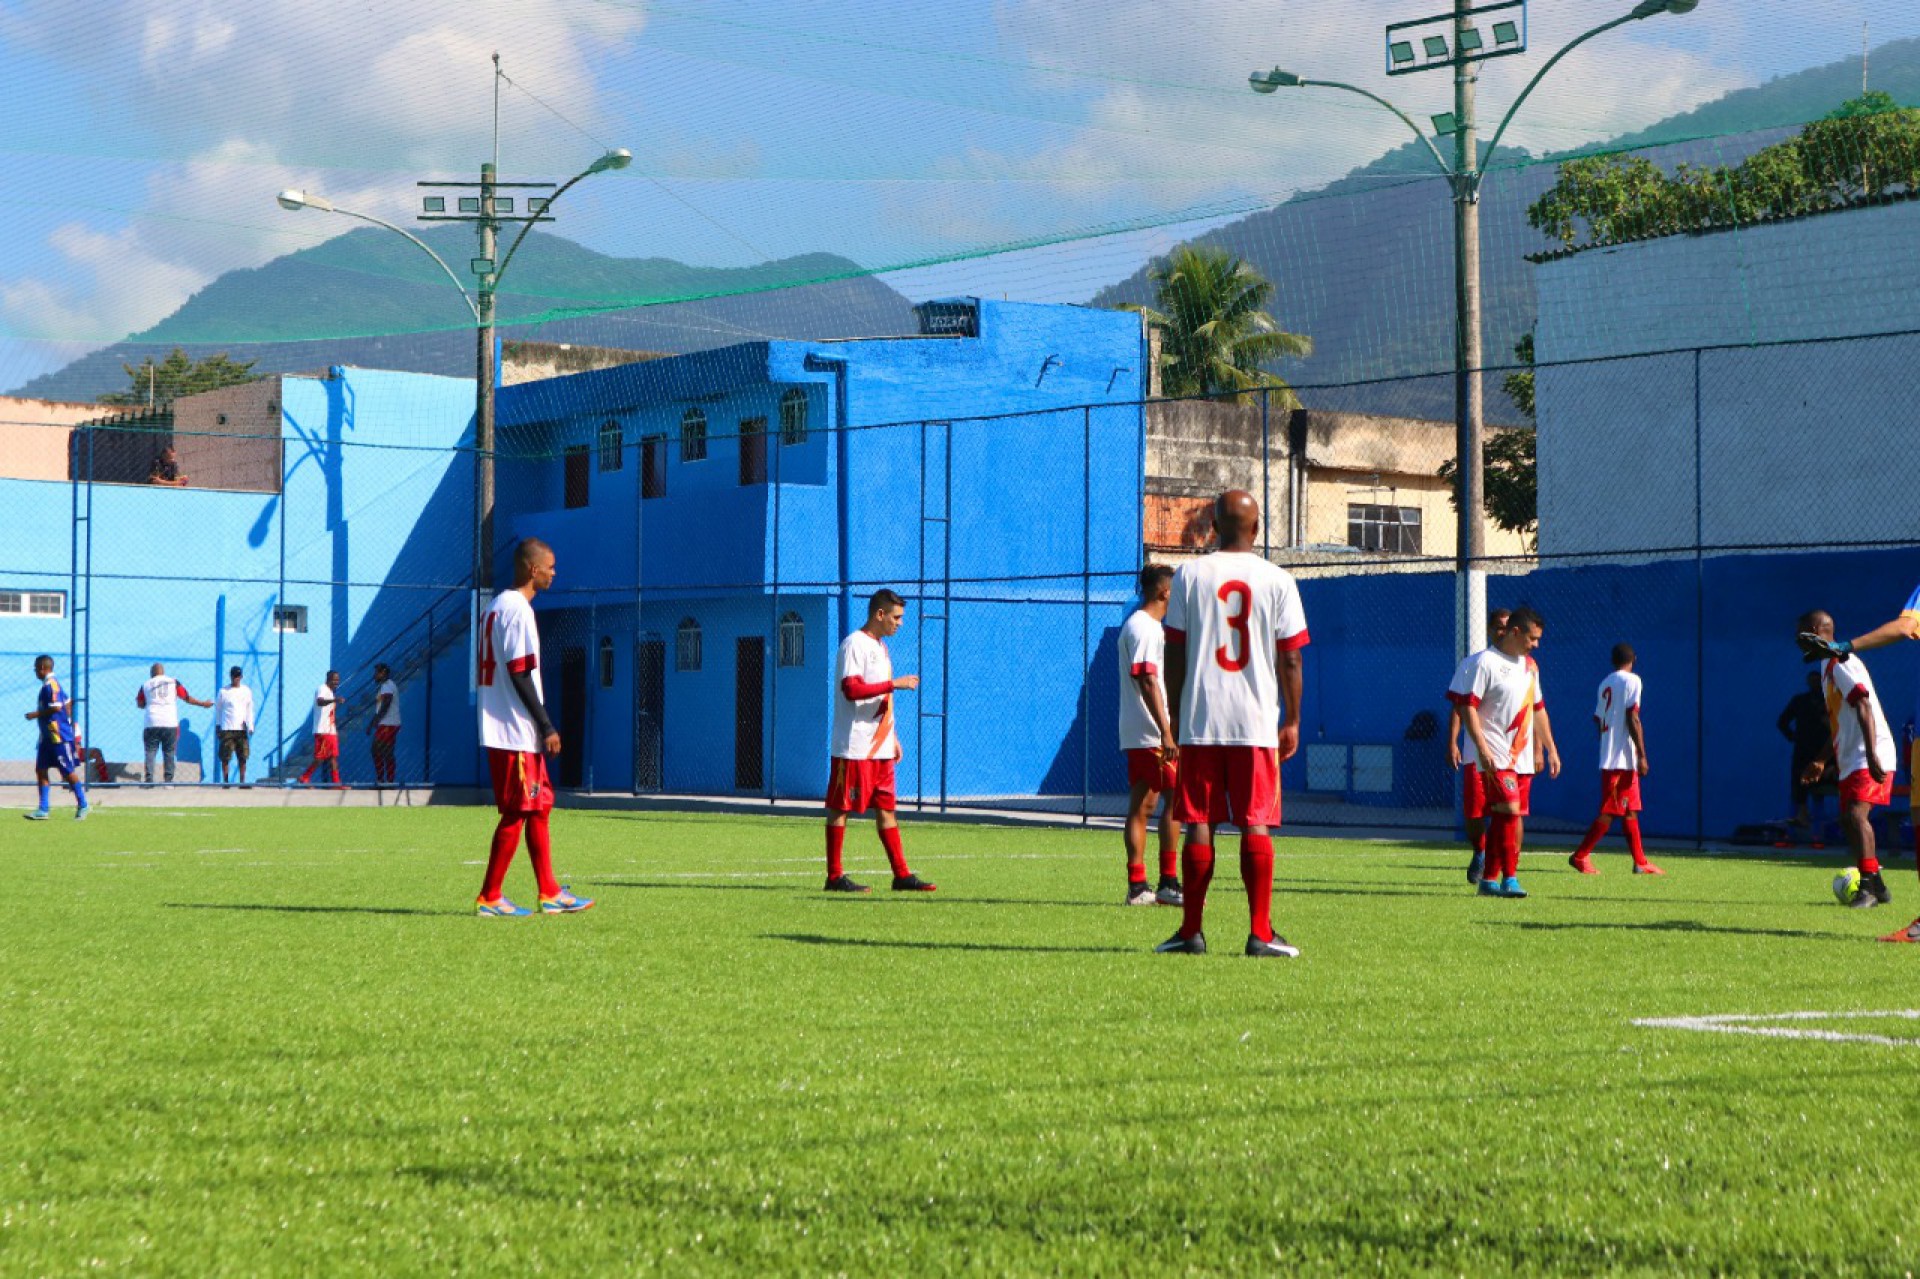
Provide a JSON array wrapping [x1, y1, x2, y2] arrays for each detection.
[[373, 725, 400, 748], [1839, 768, 1893, 808], [1175, 745, 1280, 828], [1461, 763, 1485, 820], [1481, 769, 1533, 817], [826, 757, 896, 813], [1600, 769, 1642, 817], [1125, 748, 1178, 794], [488, 748, 555, 816], [311, 733, 339, 762]]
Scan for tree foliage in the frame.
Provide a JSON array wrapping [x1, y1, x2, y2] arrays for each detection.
[[1121, 244, 1312, 401], [1440, 334, 1536, 540], [98, 348, 259, 407], [1528, 93, 1920, 253]]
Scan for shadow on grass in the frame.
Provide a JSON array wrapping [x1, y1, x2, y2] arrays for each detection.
[[585, 880, 1109, 909], [1482, 917, 1850, 941], [163, 902, 451, 918], [765, 932, 1137, 956]]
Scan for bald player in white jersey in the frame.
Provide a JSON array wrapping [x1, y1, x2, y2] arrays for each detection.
[[1155, 490, 1309, 959]]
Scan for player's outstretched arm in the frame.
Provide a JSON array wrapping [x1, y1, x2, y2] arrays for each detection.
[[1846, 611, 1920, 655]]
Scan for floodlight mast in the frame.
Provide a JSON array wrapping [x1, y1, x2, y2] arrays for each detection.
[[1248, 0, 1697, 660]]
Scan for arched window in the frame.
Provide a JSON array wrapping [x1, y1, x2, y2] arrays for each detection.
[[597, 420, 623, 472], [777, 611, 805, 667], [779, 388, 809, 446], [680, 407, 708, 462], [675, 617, 702, 671], [598, 635, 616, 687]]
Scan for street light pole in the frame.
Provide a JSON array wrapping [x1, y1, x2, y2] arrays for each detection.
[[476, 160, 498, 594], [1249, 0, 1698, 658]]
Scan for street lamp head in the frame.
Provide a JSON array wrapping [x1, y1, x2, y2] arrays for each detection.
[[1630, 0, 1697, 18], [1248, 67, 1305, 94], [588, 147, 633, 175], [276, 188, 334, 213]]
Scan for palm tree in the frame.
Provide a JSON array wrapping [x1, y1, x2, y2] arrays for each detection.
[[1123, 244, 1312, 402]]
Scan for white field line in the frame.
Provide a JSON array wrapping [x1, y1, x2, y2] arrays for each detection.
[[1634, 1010, 1920, 1048]]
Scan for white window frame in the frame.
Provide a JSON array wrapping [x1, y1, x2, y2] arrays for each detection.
[[273, 604, 309, 634], [0, 590, 65, 619]]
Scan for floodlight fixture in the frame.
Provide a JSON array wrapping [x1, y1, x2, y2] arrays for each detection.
[[470, 257, 495, 278], [458, 196, 481, 213], [1458, 27, 1484, 52], [1423, 35, 1449, 59], [1631, 0, 1696, 16], [1431, 112, 1459, 136], [1492, 20, 1521, 44], [422, 195, 446, 213], [1389, 41, 1416, 66]]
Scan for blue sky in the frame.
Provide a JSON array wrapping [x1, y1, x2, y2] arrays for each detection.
[[2, 0, 1917, 389]]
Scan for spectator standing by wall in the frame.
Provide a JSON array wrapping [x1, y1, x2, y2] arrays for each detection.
[[214, 666, 255, 786], [370, 663, 401, 785], [136, 663, 210, 784]]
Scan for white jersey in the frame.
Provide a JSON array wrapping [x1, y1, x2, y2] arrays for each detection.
[[1823, 655, 1896, 780], [1465, 649, 1543, 775], [311, 683, 338, 736], [1117, 609, 1169, 752], [374, 679, 402, 728], [138, 675, 184, 729], [477, 589, 544, 752], [1165, 551, 1309, 748], [831, 629, 899, 760], [214, 685, 254, 733], [1447, 651, 1487, 768], [1594, 670, 1643, 772]]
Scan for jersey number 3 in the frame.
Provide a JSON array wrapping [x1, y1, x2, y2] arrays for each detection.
[[477, 612, 498, 687], [1215, 581, 1252, 672]]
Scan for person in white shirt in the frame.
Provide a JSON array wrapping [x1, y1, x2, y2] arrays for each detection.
[[369, 662, 402, 786], [135, 662, 211, 784], [824, 588, 935, 894], [1799, 609, 1896, 914], [1157, 491, 1309, 959], [1117, 564, 1183, 908], [1568, 644, 1662, 876], [473, 538, 591, 917], [213, 666, 256, 786], [1459, 608, 1561, 898], [1445, 608, 1510, 885], [296, 670, 343, 786]]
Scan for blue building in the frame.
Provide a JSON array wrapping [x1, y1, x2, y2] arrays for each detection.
[[493, 298, 1148, 801]]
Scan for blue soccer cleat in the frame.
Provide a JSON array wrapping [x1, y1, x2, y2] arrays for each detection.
[[1477, 878, 1503, 896], [23, 809, 49, 821], [539, 887, 595, 915], [74, 805, 90, 821], [475, 896, 533, 918], [1501, 876, 1528, 899]]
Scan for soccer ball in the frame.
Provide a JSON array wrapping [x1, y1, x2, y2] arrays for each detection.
[[1831, 867, 1863, 906]]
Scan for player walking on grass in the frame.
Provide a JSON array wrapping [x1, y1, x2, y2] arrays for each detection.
[[824, 589, 935, 894], [1155, 490, 1308, 958], [1458, 607, 1559, 899], [1569, 644, 1663, 876], [1799, 592, 1920, 942], [1798, 610, 1896, 918], [1446, 608, 1510, 884], [23, 655, 89, 820], [1118, 565, 1183, 908], [473, 538, 591, 918], [296, 670, 343, 787]]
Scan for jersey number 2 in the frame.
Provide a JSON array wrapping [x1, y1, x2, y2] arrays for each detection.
[[477, 613, 498, 687], [1215, 581, 1252, 672]]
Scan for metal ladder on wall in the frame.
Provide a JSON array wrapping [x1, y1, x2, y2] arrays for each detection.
[[915, 419, 951, 812], [68, 431, 95, 755]]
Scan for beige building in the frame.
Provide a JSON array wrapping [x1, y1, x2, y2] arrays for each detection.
[[1144, 396, 1531, 563], [0, 395, 108, 481]]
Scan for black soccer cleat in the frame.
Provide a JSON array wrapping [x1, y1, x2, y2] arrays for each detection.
[[891, 874, 937, 893], [1848, 887, 1882, 909], [1861, 871, 1893, 906], [1154, 930, 1206, 955], [1245, 933, 1302, 959], [1154, 876, 1185, 907], [823, 875, 871, 894]]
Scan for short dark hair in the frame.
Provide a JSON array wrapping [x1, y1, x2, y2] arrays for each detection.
[[33, 653, 52, 670], [1611, 643, 1635, 669], [1488, 608, 1511, 631], [1507, 606, 1544, 634], [515, 537, 553, 575], [868, 588, 905, 616], [1797, 609, 1829, 635], [326, 669, 340, 680], [374, 663, 390, 678], [1138, 564, 1174, 598], [229, 665, 243, 678]]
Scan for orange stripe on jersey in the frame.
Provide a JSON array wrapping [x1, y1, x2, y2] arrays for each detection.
[[1507, 674, 1537, 758], [866, 697, 894, 759]]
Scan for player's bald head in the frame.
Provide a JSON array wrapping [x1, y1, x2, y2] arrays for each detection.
[[1798, 609, 1833, 637], [1212, 490, 1260, 549], [150, 662, 164, 676]]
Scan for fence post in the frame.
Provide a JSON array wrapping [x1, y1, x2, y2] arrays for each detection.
[[1082, 406, 1092, 826], [1261, 388, 1270, 560], [276, 435, 287, 775], [1693, 347, 1706, 848], [768, 416, 780, 805], [424, 606, 435, 786]]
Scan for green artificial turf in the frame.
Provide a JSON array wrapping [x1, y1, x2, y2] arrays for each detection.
[[2, 805, 1917, 1276]]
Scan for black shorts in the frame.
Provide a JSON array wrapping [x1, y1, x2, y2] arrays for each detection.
[[217, 729, 251, 763]]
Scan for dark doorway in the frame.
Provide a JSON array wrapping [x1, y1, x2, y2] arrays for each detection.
[[563, 446, 590, 509], [559, 645, 588, 788], [735, 636, 764, 791], [634, 638, 664, 792], [738, 416, 767, 486], [641, 435, 666, 499]]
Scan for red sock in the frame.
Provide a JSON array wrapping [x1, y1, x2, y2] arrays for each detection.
[[526, 812, 560, 898], [328, 761, 340, 785], [1861, 852, 1881, 875], [1241, 833, 1275, 943], [1126, 854, 1146, 885], [298, 766, 314, 783], [1504, 817, 1525, 880], [482, 816, 523, 901], [1575, 816, 1610, 859], [1625, 818, 1647, 866], [1180, 843, 1214, 939], [1158, 839, 1179, 881], [826, 824, 847, 879], [879, 825, 909, 878]]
